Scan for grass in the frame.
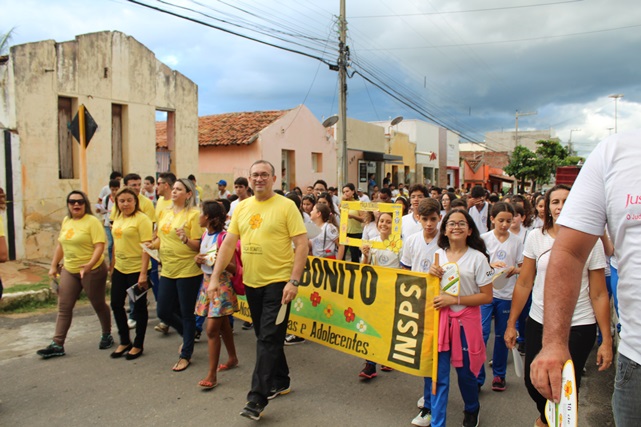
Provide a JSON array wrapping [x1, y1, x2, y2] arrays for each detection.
[[3, 281, 50, 294]]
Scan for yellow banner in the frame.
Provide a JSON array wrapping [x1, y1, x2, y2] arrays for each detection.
[[234, 256, 440, 377]]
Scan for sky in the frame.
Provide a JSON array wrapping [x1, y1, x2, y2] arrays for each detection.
[[2, 0, 640, 157]]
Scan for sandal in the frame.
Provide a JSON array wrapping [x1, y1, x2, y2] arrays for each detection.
[[218, 363, 239, 372], [198, 379, 218, 390], [172, 357, 191, 372]]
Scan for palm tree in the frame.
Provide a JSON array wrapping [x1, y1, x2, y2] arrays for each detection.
[[1, 28, 15, 55]]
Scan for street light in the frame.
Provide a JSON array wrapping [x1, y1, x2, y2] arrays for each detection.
[[609, 94, 624, 133], [568, 128, 581, 156]]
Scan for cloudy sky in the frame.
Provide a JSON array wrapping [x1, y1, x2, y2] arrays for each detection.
[[3, 0, 639, 157]]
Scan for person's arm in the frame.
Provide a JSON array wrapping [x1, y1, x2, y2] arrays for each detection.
[[0, 236, 7, 263], [49, 243, 64, 278], [80, 242, 106, 279], [207, 232, 239, 300], [138, 241, 151, 289], [282, 233, 309, 304], [600, 230, 614, 258], [504, 256, 536, 348], [530, 226, 598, 403], [336, 243, 345, 261], [433, 283, 492, 309], [588, 268, 613, 371]]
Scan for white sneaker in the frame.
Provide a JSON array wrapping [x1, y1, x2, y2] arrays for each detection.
[[417, 396, 424, 408], [411, 407, 431, 426], [127, 319, 137, 329]]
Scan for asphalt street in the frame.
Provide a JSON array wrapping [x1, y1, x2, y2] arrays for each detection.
[[0, 305, 615, 426]]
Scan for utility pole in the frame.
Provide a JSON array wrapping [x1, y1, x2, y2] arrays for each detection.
[[337, 0, 348, 187], [568, 128, 580, 156], [514, 110, 537, 149], [609, 94, 624, 134]]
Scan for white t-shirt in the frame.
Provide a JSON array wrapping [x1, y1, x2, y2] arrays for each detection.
[[556, 129, 641, 364], [229, 199, 239, 217], [469, 202, 489, 234], [199, 231, 223, 275], [530, 217, 544, 229], [481, 231, 524, 300], [368, 236, 400, 269], [359, 194, 371, 202], [435, 247, 493, 312], [402, 213, 422, 239], [310, 222, 339, 258], [400, 230, 439, 273], [510, 226, 528, 245], [362, 221, 379, 242], [98, 185, 110, 203], [524, 228, 606, 327]]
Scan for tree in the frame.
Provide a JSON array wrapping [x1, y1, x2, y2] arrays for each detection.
[[533, 139, 571, 190], [1, 28, 15, 56], [504, 145, 538, 193]]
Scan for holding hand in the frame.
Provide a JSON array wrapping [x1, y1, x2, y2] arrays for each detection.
[[429, 264, 444, 278], [504, 324, 518, 349]]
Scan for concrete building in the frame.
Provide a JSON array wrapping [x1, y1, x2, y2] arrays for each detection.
[[484, 129, 558, 153], [0, 31, 198, 259], [158, 105, 337, 197], [459, 143, 514, 193]]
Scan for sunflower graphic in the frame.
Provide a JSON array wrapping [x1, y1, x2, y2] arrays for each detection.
[[249, 214, 263, 230], [383, 234, 402, 253], [113, 227, 123, 239], [563, 380, 573, 398], [65, 228, 75, 240]]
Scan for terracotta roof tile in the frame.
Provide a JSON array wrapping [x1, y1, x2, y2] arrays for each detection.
[[156, 122, 167, 148], [199, 110, 289, 146]]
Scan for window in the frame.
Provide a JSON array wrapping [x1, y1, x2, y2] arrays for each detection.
[[156, 110, 175, 173], [311, 152, 323, 173], [57, 97, 75, 179]]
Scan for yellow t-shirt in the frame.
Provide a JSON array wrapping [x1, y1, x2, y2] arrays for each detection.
[[110, 194, 157, 224], [347, 209, 364, 234], [58, 214, 106, 273], [155, 196, 173, 219], [157, 207, 203, 278], [229, 195, 307, 288], [112, 212, 153, 274]]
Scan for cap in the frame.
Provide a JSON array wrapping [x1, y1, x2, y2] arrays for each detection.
[[217, 180, 227, 186], [357, 188, 365, 192]]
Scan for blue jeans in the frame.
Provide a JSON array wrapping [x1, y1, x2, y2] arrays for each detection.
[[611, 266, 620, 318], [245, 282, 291, 407], [516, 293, 532, 344], [156, 274, 202, 359], [423, 327, 480, 427], [150, 258, 160, 300], [478, 298, 511, 385], [613, 352, 641, 427], [104, 226, 114, 265]]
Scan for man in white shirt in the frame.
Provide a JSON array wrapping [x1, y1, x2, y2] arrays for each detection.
[[229, 177, 250, 217], [530, 129, 640, 427], [218, 179, 231, 199], [401, 184, 428, 239], [467, 185, 489, 234], [357, 188, 370, 202], [97, 171, 122, 204]]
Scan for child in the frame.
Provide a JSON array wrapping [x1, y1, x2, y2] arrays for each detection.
[[361, 211, 379, 242], [358, 211, 401, 379], [309, 204, 345, 260], [478, 202, 523, 392], [510, 203, 530, 355], [195, 201, 239, 390], [412, 210, 493, 427]]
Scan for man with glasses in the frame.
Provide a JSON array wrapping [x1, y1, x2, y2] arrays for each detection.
[[209, 160, 308, 421]]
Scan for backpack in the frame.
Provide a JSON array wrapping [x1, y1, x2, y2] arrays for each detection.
[[215, 232, 245, 296]]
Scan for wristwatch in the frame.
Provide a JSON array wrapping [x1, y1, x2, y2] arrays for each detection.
[[288, 279, 300, 287]]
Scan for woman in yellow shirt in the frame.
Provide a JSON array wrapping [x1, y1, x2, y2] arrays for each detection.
[[148, 178, 203, 371], [37, 191, 113, 359], [109, 187, 153, 360]]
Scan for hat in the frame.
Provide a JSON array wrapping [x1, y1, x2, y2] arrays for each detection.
[[357, 188, 365, 192], [217, 180, 227, 186]]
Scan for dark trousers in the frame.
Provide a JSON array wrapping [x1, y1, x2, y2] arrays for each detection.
[[245, 282, 290, 406], [157, 274, 202, 359], [111, 269, 149, 349], [344, 233, 362, 262], [524, 317, 596, 423]]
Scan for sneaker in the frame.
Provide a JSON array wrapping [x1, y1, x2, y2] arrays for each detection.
[[240, 401, 265, 421], [491, 376, 506, 392], [284, 334, 305, 345], [381, 365, 394, 372], [517, 342, 526, 356], [36, 342, 65, 359], [127, 319, 137, 329], [411, 407, 432, 427], [242, 321, 253, 330], [154, 322, 169, 334], [463, 407, 480, 427], [194, 330, 202, 342], [267, 385, 291, 400], [99, 334, 114, 350], [359, 362, 377, 379], [417, 396, 425, 408]]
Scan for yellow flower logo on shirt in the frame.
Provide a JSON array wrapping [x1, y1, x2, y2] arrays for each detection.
[[249, 214, 263, 230], [113, 227, 123, 239], [161, 221, 172, 235], [65, 228, 75, 240]]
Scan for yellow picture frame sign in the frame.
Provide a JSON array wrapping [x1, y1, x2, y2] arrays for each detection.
[[339, 201, 403, 253]]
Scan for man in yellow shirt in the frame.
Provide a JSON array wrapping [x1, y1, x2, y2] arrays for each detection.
[[153, 172, 176, 334], [209, 160, 308, 421]]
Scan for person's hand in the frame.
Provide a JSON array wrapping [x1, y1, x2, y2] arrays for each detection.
[[48, 266, 58, 280], [194, 254, 206, 265], [596, 341, 613, 371], [281, 282, 298, 305], [504, 324, 518, 349], [433, 294, 456, 310], [491, 261, 507, 269], [207, 277, 221, 301], [505, 266, 518, 278], [530, 343, 571, 403], [138, 277, 149, 291], [175, 226, 186, 243], [79, 264, 92, 279], [429, 264, 444, 278], [361, 244, 371, 258]]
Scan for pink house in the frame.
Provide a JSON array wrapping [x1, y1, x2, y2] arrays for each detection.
[[187, 105, 337, 196]]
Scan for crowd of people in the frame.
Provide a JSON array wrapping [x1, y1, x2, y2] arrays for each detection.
[[29, 152, 628, 425]]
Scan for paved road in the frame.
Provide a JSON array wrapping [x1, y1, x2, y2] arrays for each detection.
[[0, 305, 615, 426]]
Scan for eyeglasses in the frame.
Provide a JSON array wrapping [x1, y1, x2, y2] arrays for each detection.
[[67, 199, 86, 206], [250, 172, 272, 180], [446, 221, 468, 229]]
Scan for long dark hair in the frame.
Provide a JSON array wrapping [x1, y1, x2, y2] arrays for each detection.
[[65, 190, 93, 217], [543, 184, 571, 234], [511, 194, 534, 228], [317, 192, 339, 226], [202, 200, 226, 232], [490, 201, 515, 219], [437, 210, 489, 262], [113, 187, 141, 217]]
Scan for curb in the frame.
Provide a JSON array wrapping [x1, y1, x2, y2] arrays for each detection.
[[0, 288, 54, 310]]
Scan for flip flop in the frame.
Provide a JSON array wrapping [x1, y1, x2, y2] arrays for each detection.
[[218, 363, 239, 372], [172, 357, 190, 372], [198, 379, 218, 390]]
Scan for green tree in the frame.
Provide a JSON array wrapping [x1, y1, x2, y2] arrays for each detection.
[[533, 139, 571, 189], [504, 145, 538, 193]]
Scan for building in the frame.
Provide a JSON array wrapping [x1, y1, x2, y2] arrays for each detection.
[[484, 129, 558, 153], [160, 105, 337, 196], [459, 143, 514, 193], [0, 31, 198, 259]]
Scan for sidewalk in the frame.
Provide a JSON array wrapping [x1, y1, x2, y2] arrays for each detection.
[[0, 259, 50, 289]]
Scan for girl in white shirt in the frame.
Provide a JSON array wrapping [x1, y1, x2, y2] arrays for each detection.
[[309, 204, 344, 260], [505, 185, 612, 427]]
